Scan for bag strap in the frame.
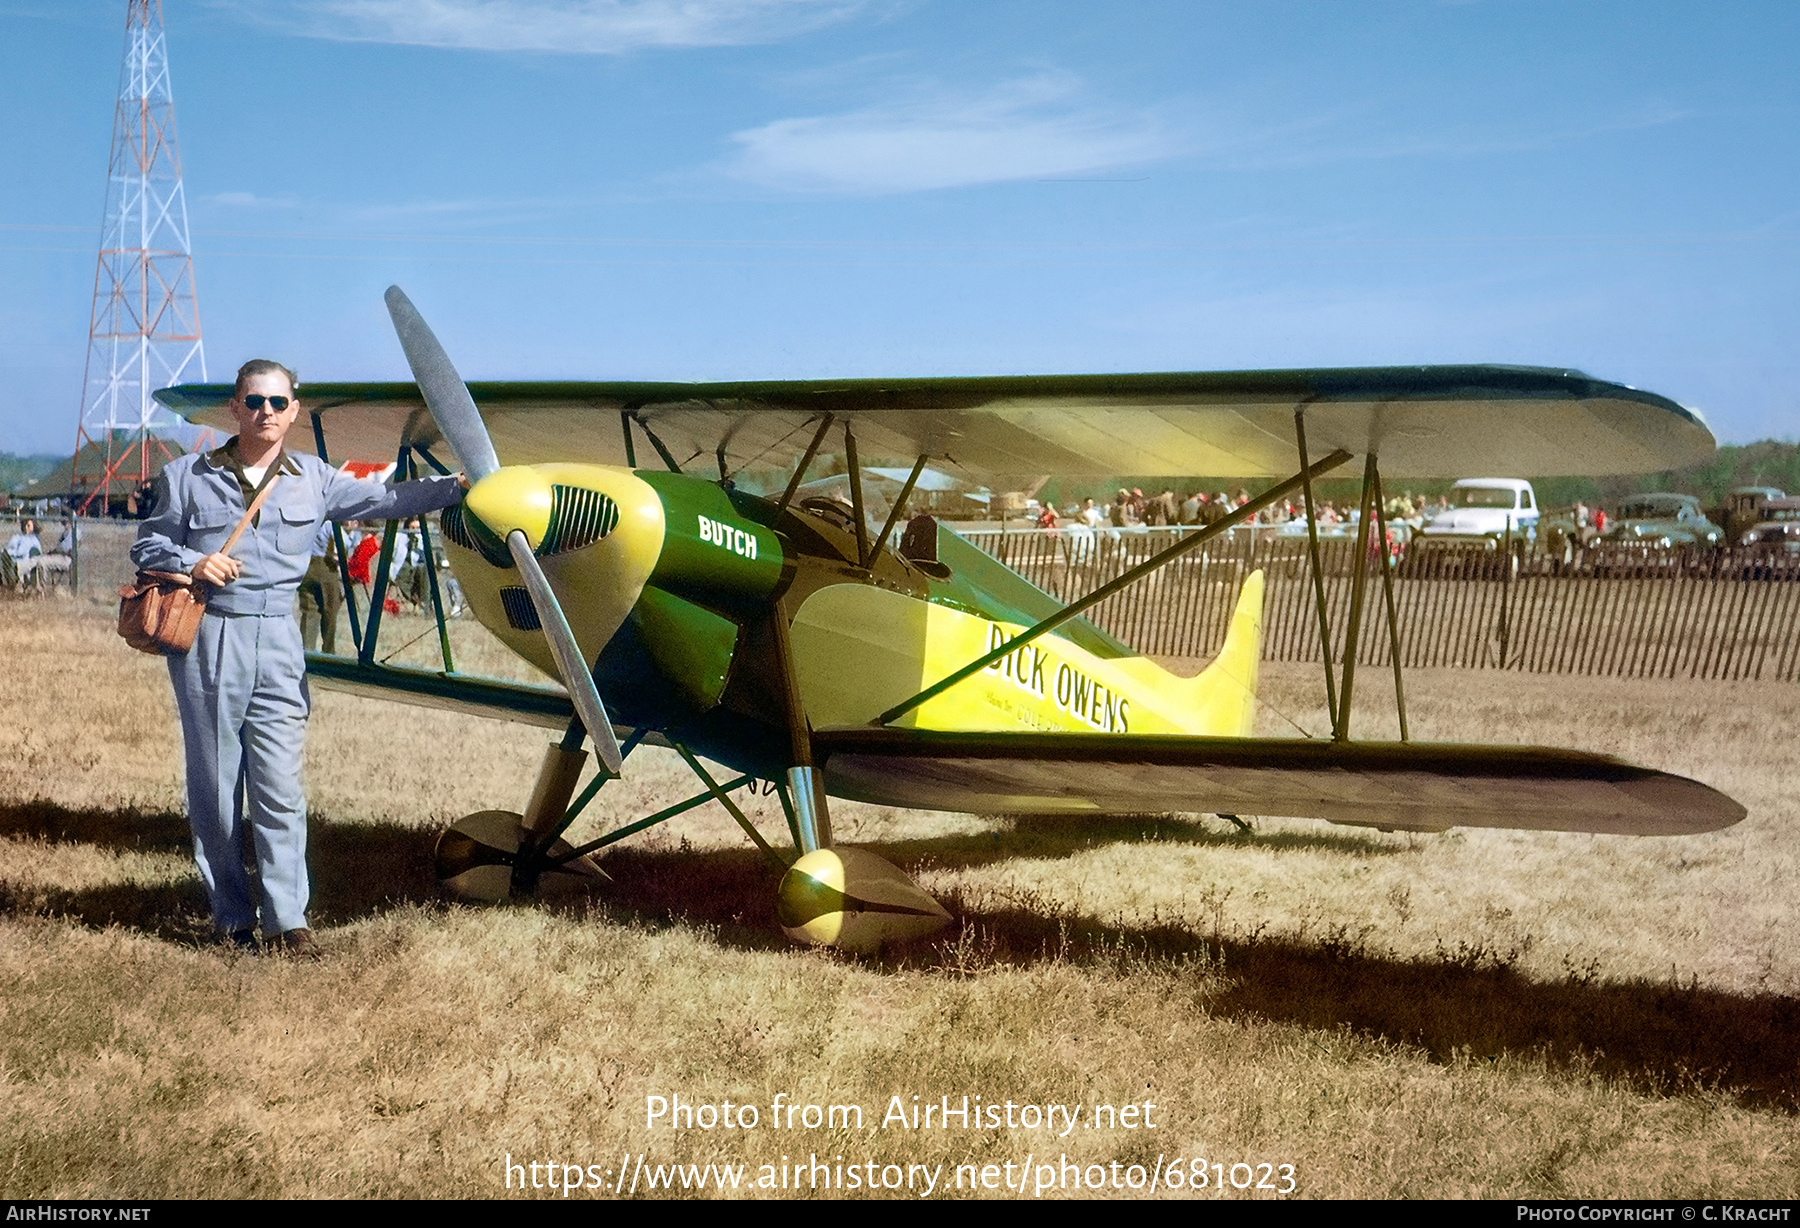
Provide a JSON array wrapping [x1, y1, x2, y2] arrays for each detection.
[[217, 462, 283, 558]]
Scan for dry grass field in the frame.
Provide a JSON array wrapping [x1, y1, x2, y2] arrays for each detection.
[[0, 596, 1795, 1199]]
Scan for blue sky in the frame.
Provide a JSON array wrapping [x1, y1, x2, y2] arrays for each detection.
[[2, 0, 1796, 457]]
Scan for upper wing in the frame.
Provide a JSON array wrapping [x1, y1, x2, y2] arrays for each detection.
[[155, 364, 1714, 480], [811, 728, 1745, 836]]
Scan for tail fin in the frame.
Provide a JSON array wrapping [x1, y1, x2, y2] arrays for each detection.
[[1186, 569, 1263, 736]]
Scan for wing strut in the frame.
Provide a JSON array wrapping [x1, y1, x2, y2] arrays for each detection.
[[868, 454, 929, 569], [619, 410, 637, 468], [406, 449, 457, 674], [844, 422, 870, 566], [1295, 406, 1339, 731], [1370, 460, 1410, 740], [1335, 452, 1380, 740], [357, 437, 411, 667], [309, 409, 366, 656], [875, 447, 1354, 727], [1323, 447, 1411, 743], [774, 414, 835, 518], [629, 412, 684, 474]]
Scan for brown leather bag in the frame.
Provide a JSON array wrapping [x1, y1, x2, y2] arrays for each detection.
[[117, 570, 207, 654], [118, 471, 282, 656]]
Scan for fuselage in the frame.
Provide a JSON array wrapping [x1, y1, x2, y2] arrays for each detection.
[[439, 463, 1262, 781]]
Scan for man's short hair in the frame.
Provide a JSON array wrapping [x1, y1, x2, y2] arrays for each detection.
[[234, 359, 299, 396]]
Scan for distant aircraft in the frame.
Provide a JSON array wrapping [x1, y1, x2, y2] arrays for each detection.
[[156, 289, 1745, 951]]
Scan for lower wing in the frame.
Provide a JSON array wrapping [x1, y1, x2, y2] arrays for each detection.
[[811, 729, 1745, 836], [306, 659, 1744, 836]]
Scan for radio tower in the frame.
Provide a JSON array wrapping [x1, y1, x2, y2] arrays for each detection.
[[71, 0, 205, 514]]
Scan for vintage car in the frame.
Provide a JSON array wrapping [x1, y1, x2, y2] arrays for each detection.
[[1536, 504, 1604, 569], [1602, 492, 1722, 550], [1734, 497, 1800, 577]]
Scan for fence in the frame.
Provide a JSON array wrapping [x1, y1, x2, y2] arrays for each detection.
[[957, 526, 1800, 681], [18, 516, 1800, 681]]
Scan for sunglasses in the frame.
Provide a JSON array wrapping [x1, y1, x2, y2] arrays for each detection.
[[241, 394, 292, 411]]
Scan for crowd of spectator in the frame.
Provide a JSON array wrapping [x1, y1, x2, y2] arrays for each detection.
[[1028, 487, 1444, 532]]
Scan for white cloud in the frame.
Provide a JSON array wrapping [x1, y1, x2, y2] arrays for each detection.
[[727, 73, 1180, 194], [240, 0, 862, 53]]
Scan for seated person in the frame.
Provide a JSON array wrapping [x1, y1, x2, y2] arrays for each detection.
[[5, 519, 43, 583]]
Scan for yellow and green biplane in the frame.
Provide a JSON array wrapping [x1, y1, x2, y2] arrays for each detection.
[[155, 288, 1746, 951]]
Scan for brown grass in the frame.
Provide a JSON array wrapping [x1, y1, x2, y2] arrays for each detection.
[[0, 598, 1795, 1199]]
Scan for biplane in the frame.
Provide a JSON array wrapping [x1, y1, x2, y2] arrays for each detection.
[[154, 287, 1746, 951]]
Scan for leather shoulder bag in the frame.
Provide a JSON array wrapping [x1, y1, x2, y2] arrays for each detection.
[[118, 469, 282, 656]]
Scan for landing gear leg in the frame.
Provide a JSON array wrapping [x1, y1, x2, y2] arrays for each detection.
[[765, 603, 946, 950], [785, 765, 832, 854], [514, 739, 596, 894], [435, 723, 623, 902], [768, 601, 833, 855]]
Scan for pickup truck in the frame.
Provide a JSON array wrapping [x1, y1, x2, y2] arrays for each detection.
[[1413, 478, 1538, 571]]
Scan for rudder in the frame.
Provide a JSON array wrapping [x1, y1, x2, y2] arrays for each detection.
[[1186, 569, 1263, 736]]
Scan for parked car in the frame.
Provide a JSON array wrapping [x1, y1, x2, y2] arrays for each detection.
[[1734, 496, 1800, 577], [1536, 504, 1602, 570], [1602, 493, 1722, 550]]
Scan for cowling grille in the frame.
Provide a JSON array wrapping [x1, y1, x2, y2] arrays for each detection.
[[540, 485, 619, 556], [441, 503, 512, 568], [499, 586, 540, 631]]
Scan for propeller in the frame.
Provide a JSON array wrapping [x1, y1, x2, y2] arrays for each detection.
[[385, 285, 624, 776], [506, 528, 624, 775], [385, 286, 501, 483]]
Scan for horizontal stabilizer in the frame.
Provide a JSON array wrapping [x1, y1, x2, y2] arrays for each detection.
[[812, 729, 1745, 836]]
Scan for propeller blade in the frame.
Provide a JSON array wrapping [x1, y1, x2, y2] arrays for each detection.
[[384, 285, 502, 483], [506, 530, 625, 776]]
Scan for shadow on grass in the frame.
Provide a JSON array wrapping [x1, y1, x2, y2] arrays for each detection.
[[0, 799, 192, 854], [562, 843, 1800, 1117], [5, 799, 1795, 1114], [915, 897, 1800, 1116], [0, 798, 450, 946]]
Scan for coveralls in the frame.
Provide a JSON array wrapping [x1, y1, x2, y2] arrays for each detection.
[[133, 441, 463, 936]]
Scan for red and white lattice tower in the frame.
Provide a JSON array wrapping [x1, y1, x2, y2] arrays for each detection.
[[71, 0, 205, 513]]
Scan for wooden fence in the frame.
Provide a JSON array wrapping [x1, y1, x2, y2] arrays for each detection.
[[957, 526, 1800, 681]]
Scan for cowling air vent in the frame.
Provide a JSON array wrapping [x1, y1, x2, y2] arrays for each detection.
[[499, 586, 541, 631], [442, 503, 512, 569], [538, 485, 619, 556]]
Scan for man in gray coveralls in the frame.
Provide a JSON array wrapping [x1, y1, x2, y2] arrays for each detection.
[[133, 359, 466, 956]]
